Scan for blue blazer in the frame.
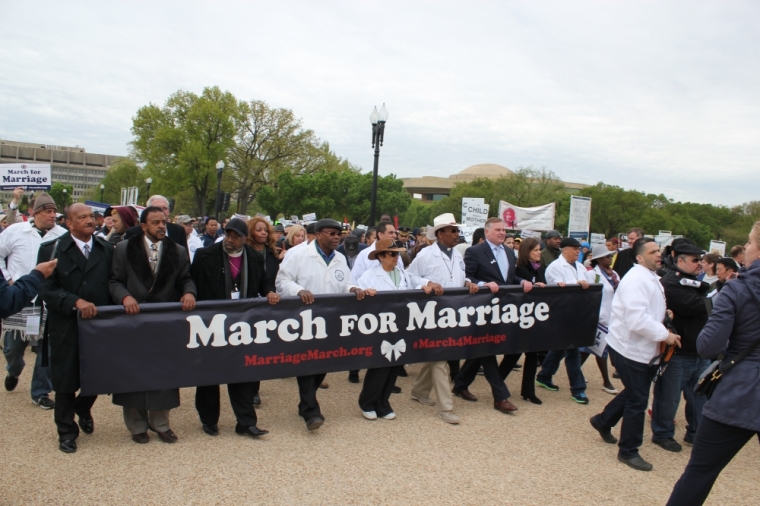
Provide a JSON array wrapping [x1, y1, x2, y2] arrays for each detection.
[[464, 241, 525, 286]]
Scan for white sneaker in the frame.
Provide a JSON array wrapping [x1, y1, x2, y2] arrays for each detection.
[[362, 410, 377, 420], [382, 412, 396, 420], [439, 412, 460, 424], [602, 386, 619, 395]]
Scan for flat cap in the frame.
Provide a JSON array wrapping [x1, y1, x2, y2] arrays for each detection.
[[560, 237, 582, 248], [316, 219, 342, 232]]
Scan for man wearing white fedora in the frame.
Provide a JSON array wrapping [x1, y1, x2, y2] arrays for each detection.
[[406, 213, 480, 424]]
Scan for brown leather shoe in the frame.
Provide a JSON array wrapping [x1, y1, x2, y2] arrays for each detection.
[[452, 388, 478, 402], [318, 382, 329, 389], [494, 399, 519, 413], [149, 425, 179, 443], [132, 432, 149, 444]]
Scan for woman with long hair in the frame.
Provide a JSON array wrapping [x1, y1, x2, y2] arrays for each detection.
[[106, 206, 137, 245], [666, 222, 760, 505], [503, 237, 546, 404]]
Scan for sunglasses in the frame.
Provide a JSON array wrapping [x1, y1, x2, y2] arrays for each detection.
[[379, 251, 399, 257], [321, 230, 340, 237]]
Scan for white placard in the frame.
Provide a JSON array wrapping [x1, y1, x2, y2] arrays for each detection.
[[290, 215, 300, 224], [520, 229, 542, 239], [303, 212, 317, 222], [708, 240, 726, 256], [498, 201, 555, 231], [459, 225, 478, 245], [0, 163, 52, 191], [461, 198, 489, 227], [590, 233, 606, 246], [568, 196, 592, 240]]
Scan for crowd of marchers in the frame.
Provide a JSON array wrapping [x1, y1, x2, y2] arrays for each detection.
[[0, 187, 757, 506]]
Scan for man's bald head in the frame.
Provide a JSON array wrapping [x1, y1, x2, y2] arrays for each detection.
[[66, 203, 89, 220], [66, 203, 96, 241]]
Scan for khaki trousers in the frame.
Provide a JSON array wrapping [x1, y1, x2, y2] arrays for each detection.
[[123, 407, 171, 434], [412, 361, 454, 413]]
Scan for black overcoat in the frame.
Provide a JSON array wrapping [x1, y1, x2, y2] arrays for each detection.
[[38, 233, 114, 393], [191, 242, 273, 301], [108, 232, 196, 410]]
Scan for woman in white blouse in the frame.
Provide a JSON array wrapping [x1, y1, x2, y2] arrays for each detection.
[[356, 239, 432, 420]]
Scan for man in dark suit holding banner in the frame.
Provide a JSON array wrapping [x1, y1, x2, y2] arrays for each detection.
[[39, 203, 114, 454], [452, 217, 532, 414]]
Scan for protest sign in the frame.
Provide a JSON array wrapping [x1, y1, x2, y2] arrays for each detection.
[[708, 240, 726, 256], [568, 196, 591, 241], [0, 163, 52, 191], [461, 198, 489, 227], [498, 201, 555, 231], [303, 213, 317, 222], [79, 285, 602, 395], [590, 233, 606, 246]]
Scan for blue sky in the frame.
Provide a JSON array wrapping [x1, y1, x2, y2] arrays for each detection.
[[2, 1, 758, 206]]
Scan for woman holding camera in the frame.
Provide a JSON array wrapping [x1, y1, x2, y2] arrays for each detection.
[[667, 222, 760, 505]]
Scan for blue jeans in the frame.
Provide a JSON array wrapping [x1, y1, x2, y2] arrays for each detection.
[[652, 354, 710, 440], [596, 347, 654, 458], [536, 348, 586, 395], [3, 330, 52, 399]]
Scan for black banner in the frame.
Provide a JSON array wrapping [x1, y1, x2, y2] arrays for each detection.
[[78, 285, 602, 396]]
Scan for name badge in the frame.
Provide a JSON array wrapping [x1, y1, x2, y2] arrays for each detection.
[[25, 316, 41, 336], [231, 291, 240, 300]]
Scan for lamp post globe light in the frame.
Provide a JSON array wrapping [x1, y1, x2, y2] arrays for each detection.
[[145, 178, 153, 206], [369, 103, 388, 227], [100, 183, 105, 203], [62, 188, 68, 209], [215, 160, 225, 219]]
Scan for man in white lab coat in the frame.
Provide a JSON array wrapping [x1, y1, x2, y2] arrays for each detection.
[[276, 218, 372, 431], [590, 238, 682, 472], [406, 213, 479, 425], [536, 237, 596, 404], [350, 221, 403, 281]]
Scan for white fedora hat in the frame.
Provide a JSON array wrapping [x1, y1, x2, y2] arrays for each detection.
[[426, 213, 461, 241]]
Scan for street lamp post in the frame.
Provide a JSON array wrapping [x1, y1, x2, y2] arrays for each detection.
[[62, 188, 68, 209], [369, 104, 388, 227], [145, 178, 153, 205], [100, 184, 105, 202], [215, 160, 225, 219]]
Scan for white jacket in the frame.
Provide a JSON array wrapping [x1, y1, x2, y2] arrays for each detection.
[[276, 240, 357, 296], [350, 241, 404, 281], [591, 265, 619, 327], [187, 234, 204, 263], [0, 221, 67, 281], [357, 263, 420, 292], [606, 264, 669, 364], [545, 256, 595, 285], [406, 242, 466, 288]]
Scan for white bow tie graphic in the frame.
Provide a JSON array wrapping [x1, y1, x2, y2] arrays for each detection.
[[380, 339, 407, 362]]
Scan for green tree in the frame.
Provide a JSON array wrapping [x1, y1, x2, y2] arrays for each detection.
[[85, 158, 145, 204], [130, 86, 244, 216], [49, 182, 74, 210]]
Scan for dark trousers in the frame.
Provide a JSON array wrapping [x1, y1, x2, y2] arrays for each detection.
[[499, 352, 539, 397], [536, 348, 586, 395], [652, 354, 710, 440], [54, 392, 97, 442], [596, 347, 654, 458], [195, 382, 258, 427], [251, 381, 260, 395], [297, 373, 326, 421], [447, 360, 460, 382], [666, 416, 760, 506], [453, 356, 510, 401], [358, 366, 399, 417]]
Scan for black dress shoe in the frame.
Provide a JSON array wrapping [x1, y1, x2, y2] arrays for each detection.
[[202, 424, 219, 436], [149, 425, 178, 443], [398, 367, 408, 377], [132, 432, 149, 444], [618, 454, 653, 471], [348, 373, 360, 383], [4, 374, 18, 392], [513, 363, 522, 370], [78, 416, 94, 434], [305, 415, 325, 430], [235, 424, 269, 437], [391, 385, 402, 394], [521, 394, 543, 405], [252, 394, 261, 406], [590, 415, 618, 445], [59, 440, 77, 453]]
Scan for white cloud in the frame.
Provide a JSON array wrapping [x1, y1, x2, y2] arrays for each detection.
[[1, 0, 758, 206]]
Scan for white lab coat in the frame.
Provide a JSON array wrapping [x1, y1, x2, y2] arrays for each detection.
[[357, 263, 420, 292], [351, 241, 404, 281], [545, 256, 595, 286], [606, 264, 669, 364], [0, 221, 67, 281], [276, 239, 357, 296], [591, 265, 618, 327], [406, 242, 467, 288], [187, 234, 204, 263]]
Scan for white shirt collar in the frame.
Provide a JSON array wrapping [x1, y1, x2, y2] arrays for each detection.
[[71, 234, 94, 256], [486, 239, 503, 250]]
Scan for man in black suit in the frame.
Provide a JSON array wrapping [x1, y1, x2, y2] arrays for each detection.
[[191, 218, 278, 439], [109, 206, 196, 444], [612, 227, 643, 279], [452, 217, 533, 414], [123, 195, 188, 251], [38, 203, 114, 454]]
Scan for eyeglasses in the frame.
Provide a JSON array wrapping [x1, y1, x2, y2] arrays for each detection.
[[321, 231, 340, 237]]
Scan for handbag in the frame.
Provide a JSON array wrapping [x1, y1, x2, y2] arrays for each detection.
[[694, 278, 760, 399]]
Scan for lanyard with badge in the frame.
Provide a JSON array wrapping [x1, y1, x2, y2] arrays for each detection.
[[229, 258, 241, 299]]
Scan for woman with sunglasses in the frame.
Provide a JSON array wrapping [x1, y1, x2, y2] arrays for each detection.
[[355, 239, 434, 421]]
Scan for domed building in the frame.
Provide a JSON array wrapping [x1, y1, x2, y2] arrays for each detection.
[[401, 163, 587, 202]]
